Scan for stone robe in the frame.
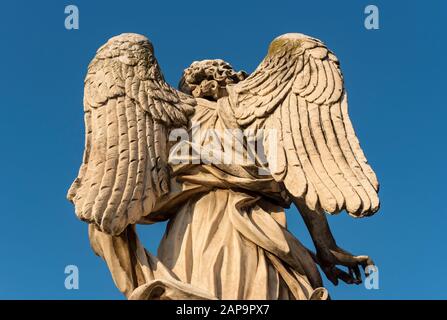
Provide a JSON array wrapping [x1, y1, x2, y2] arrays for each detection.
[[89, 98, 328, 300]]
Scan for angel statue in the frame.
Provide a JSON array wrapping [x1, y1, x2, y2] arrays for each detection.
[[67, 32, 380, 300]]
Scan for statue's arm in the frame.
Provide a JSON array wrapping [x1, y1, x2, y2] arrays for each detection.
[[296, 202, 337, 250], [295, 200, 374, 286]]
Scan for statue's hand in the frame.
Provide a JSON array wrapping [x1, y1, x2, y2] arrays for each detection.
[[314, 245, 374, 286]]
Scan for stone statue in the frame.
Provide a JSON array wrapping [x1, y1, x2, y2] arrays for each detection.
[[67, 33, 380, 300]]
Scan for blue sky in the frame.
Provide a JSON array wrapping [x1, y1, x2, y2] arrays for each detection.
[[0, 0, 445, 299]]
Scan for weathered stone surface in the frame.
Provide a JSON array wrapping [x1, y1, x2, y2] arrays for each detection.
[[68, 33, 379, 300]]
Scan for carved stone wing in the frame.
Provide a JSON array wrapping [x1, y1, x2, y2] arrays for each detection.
[[227, 33, 379, 217], [67, 34, 195, 235]]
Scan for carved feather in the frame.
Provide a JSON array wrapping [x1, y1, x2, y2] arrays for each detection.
[[68, 33, 195, 235], [229, 33, 380, 217]]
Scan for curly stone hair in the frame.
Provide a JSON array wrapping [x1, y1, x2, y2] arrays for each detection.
[[178, 59, 248, 101]]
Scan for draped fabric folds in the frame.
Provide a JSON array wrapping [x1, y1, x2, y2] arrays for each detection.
[[88, 99, 328, 300]]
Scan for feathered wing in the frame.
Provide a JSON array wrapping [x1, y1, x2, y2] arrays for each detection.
[[228, 33, 379, 217], [67, 34, 195, 235]]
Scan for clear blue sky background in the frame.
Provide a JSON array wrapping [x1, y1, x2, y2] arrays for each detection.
[[0, 0, 445, 299]]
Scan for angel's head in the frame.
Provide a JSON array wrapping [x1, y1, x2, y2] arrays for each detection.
[[179, 59, 248, 101]]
